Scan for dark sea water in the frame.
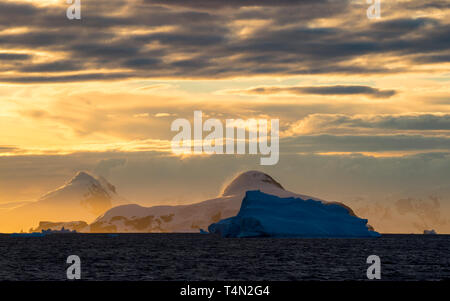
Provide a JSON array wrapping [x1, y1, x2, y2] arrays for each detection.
[[0, 234, 449, 281]]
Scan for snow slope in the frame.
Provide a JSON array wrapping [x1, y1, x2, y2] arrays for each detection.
[[90, 170, 369, 233], [208, 190, 380, 238], [37, 171, 126, 215]]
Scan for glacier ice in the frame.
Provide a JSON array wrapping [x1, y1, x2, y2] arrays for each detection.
[[208, 190, 380, 238]]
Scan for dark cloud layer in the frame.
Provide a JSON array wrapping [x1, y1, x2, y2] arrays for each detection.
[[0, 146, 18, 153], [0, 73, 133, 83], [0, 0, 448, 83], [0, 53, 31, 61], [293, 114, 450, 133], [350, 114, 450, 130], [236, 85, 396, 98], [283, 134, 450, 153]]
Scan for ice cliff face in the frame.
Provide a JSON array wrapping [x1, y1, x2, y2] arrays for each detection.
[[208, 190, 380, 238]]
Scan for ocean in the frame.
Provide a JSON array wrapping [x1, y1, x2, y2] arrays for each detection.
[[0, 234, 448, 281]]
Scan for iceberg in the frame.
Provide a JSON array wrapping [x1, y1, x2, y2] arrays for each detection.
[[208, 190, 380, 238]]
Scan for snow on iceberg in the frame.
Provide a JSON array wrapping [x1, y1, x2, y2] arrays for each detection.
[[208, 190, 380, 238]]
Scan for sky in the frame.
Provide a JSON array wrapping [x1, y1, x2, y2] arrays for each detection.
[[0, 0, 450, 233]]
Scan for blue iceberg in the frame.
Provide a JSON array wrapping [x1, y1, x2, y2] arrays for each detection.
[[208, 190, 380, 238]]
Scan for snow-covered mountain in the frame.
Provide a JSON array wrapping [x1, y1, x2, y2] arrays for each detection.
[[208, 190, 380, 238], [90, 170, 367, 233], [38, 171, 125, 216], [0, 171, 126, 232]]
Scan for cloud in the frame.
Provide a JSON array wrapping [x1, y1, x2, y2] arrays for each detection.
[[414, 53, 450, 64], [154, 113, 175, 118], [93, 158, 127, 178], [288, 114, 450, 135], [0, 146, 19, 154], [133, 113, 149, 118], [0, 53, 31, 61], [282, 134, 450, 153], [0, 73, 134, 83], [404, 1, 450, 10], [390, 196, 447, 231], [226, 85, 397, 98], [19, 60, 85, 73], [351, 195, 449, 234], [0, 0, 448, 83]]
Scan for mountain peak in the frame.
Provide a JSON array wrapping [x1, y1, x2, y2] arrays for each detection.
[[37, 171, 117, 216], [222, 170, 284, 196], [69, 171, 97, 185]]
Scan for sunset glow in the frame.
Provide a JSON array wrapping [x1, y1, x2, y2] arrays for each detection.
[[0, 0, 449, 234]]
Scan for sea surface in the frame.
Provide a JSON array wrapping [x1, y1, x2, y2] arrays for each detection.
[[0, 234, 449, 281]]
